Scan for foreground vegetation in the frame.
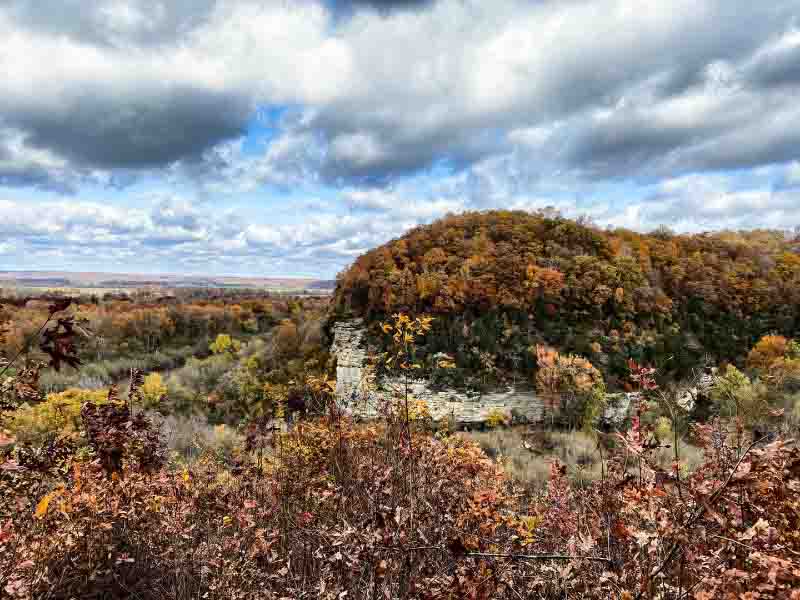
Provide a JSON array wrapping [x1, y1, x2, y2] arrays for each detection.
[[5, 405, 798, 599], [1, 295, 799, 598]]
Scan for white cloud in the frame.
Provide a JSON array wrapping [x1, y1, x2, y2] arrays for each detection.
[[2, 0, 800, 275], [2, 0, 800, 185]]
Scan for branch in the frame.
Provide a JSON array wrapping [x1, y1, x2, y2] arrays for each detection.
[[635, 435, 768, 600], [0, 313, 54, 378], [377, 546, 612, 562], [465, 552, 612, 563]]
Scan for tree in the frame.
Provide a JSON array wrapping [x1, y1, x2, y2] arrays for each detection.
[[210, 333, 241, 355], [534, 345, 606, 428], [747, 334, 790, 371]]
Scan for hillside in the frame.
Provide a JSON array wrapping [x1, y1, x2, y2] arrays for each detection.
[[334, 210, 800, 385]]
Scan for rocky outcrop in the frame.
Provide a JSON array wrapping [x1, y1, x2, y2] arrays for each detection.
[[330, 319, 638, 429], [344, 378, 545, 427], [330, 319, 368, 400], [597, 392, 638, 429]]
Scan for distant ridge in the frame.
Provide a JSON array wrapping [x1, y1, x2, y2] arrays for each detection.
[[0, 270, 335, 291]]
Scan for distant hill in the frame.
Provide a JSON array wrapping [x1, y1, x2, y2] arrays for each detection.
[[0, 270, 334, 292], [334, 210, 800, 383]]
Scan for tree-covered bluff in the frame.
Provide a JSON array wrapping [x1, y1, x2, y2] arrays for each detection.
[[334, 210, 800, 387]]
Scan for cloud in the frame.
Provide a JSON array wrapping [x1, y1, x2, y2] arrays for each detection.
[[743, 28, 800, 88], [4, 0, 800, 277], [0, 0, 325, 187], [2, 0, 218, 47], [0, 194, 413, 277], [198, 127, 325, 193], [3, 0, 800, 190], [327, 0, 435, 15], [151, 196, 203, 231]]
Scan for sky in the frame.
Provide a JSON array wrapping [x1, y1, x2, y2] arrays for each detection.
[[2, 0, 800, 278]]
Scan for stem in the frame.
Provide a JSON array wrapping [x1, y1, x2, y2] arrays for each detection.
[[465, 552, 612, 563]]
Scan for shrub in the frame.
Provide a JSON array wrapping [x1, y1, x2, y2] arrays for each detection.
[[654, 415, 673, 442], [710, 365, 774, 428], [7, 388, 109, 443], [747, 334, 790, 371], [485, 408, 510, 429], [141, 373, 167, 409], [209, 333, 241, 355], [534, 345, 606, 428]]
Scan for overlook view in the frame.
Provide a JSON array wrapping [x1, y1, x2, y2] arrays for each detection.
[[2, 1, 800, 598]]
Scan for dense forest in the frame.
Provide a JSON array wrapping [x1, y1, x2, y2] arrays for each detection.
[[335, 211, 800, 387]]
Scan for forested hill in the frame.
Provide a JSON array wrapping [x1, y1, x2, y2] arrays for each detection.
[[333, 210, 800, 384]]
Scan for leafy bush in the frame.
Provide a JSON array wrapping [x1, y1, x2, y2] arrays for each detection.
[[710, 365, 772, 427], [5, 414, 797, 599], [534, 345, 606, 428], [485, 407, 511, 429], [209, 333, 241, 355], [141, 372, 167, 409], [7, 388, 109, 443]]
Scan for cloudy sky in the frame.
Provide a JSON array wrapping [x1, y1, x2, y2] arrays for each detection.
[[2, 0, 800, 278]]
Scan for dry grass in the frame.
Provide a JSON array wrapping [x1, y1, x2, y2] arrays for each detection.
[[159, 414, 242, 462], [461, 427, 601, 489], [462, 426, 705, 490]]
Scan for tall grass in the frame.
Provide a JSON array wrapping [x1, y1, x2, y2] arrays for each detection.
[[463, 426, 705, 490], [38, 344, 204, 392]]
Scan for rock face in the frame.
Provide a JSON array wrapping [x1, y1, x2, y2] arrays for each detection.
[[597, 392, 637, 429], [330, 319, 369, 401], [329, 319, 637, 429], [344, 378, 546, 427]]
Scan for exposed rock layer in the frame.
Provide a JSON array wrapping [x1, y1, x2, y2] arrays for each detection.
[[331, 319, 643, 429]]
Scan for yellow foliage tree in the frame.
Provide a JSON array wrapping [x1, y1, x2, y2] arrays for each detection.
[[210, 334, 241, 355], [485, 408, 511, 429], [747, 335, 789, 371], [534, 345, 606, 429], [141, 373, 167, 409]]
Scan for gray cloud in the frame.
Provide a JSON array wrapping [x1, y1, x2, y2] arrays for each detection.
[[3, 0, 217, 47], [6, 86, 251, 171], [289, 0, 800, 184], [312, 112, 503, 184], [325, 0, 436, 19], [742, 30, 800, 88], [2, 0, 800, 195]]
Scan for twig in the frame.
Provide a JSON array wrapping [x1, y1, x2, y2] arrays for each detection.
[[709, 533, 757, 552], [0, 313, 54, 378], [710, 533, 800, 559], [377, 545, 445, 552], [465, 552, 612, 563], [507, 583, 525, 600], [376, 546, 612, 563]]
